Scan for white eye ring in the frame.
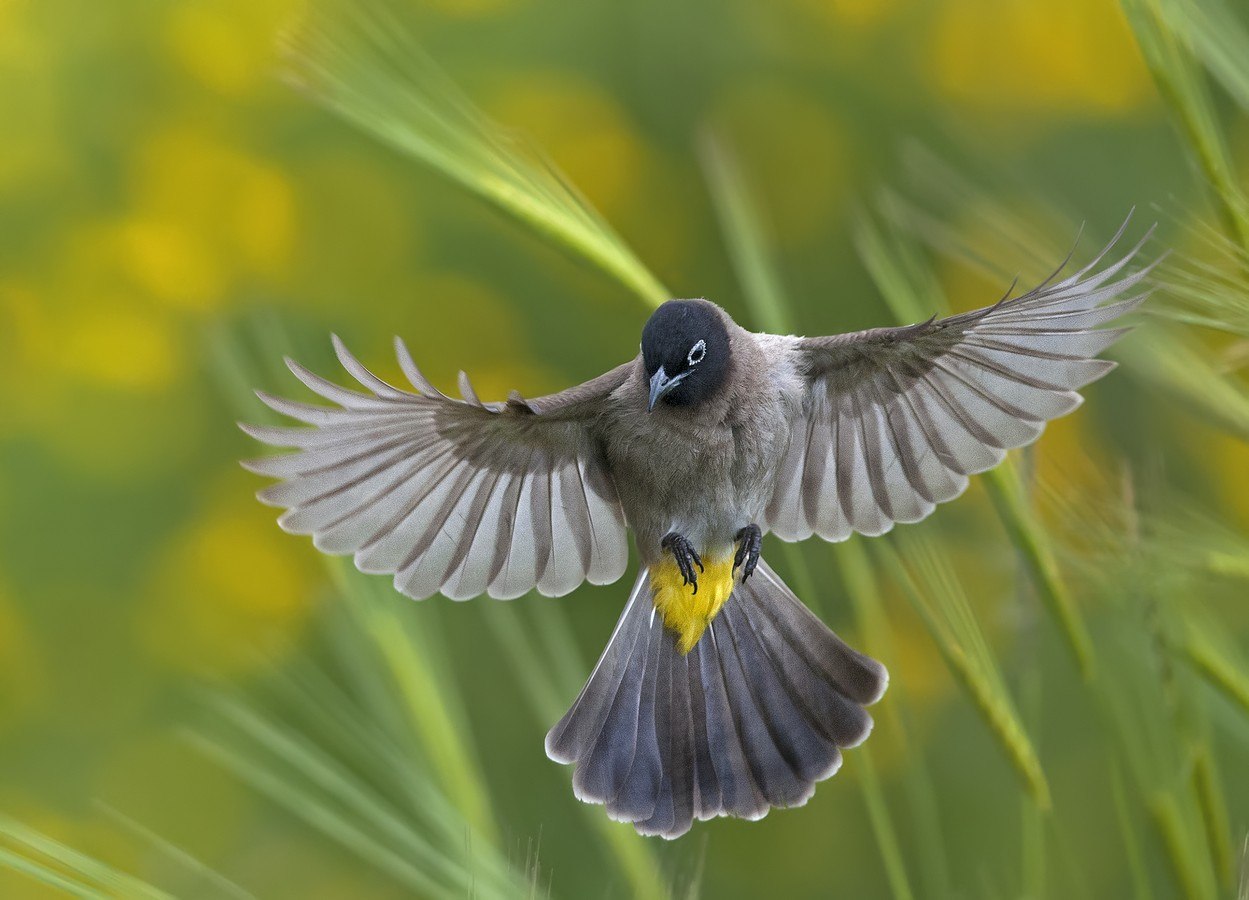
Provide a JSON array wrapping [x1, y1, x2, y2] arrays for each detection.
[[687, 339, 707, 366]]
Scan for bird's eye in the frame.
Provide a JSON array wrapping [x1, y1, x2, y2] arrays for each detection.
[[687, 339, 707, 366]]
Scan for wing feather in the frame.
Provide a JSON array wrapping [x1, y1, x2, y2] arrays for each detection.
[[767, 221, 1151, 542], [242, 341, 632, 600]]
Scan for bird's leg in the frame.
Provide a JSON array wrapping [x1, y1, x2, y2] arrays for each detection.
[[733, 524, 762, 582], [661, 532, 704, 594]]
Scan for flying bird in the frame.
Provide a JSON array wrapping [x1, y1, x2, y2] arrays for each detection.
[[242, 223, 1151, 838]]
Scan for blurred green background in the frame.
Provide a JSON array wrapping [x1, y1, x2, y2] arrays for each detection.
[[2, 0, 1248, 897]]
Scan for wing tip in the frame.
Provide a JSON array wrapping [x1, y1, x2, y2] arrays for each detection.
[[238, 419, 287, 444], [860, 660, 890, 708], [238, 454, 275, 475]]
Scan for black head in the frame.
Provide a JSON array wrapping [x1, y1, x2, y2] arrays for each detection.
[[641, 299, 731, 410]]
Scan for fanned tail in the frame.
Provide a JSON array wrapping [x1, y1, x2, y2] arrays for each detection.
[[545, 559, 888, 838]]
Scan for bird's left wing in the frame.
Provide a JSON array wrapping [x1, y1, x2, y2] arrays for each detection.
[[765, 226, 1153, 543], [242, 337, 632, 600]]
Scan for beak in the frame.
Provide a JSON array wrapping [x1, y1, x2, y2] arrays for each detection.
[[648, 366, 688, 411]]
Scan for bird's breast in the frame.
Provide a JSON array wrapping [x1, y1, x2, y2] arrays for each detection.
[[602, 396, 791, 558]]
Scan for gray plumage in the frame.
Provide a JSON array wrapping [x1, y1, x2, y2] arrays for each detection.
[[545, 561, 884, 836], [243, 220, 1152, 838]]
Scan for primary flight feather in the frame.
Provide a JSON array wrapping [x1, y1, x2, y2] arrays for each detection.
[[243, 221, 1152, 838]]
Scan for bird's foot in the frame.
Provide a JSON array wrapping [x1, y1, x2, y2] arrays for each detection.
[[661, 532, 704, 594], [734, 524, 762, 582]]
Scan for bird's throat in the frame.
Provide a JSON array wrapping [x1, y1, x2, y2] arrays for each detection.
[[650, 552, 737, 654]]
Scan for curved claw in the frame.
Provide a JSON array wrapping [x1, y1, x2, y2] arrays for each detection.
[[734, 524, 762, 582], [662, 532, 704, 594]]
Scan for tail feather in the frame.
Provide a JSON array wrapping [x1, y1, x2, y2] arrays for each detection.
[[754, 564, 887, 708], [738, 578, 874, 748], [719, 599, 841, 790], [609, 618, 664, 822], [569, 623, 650, 810], [665, 654, 695, 829], [635, 646, 679, 836], [546, 573, 649, 766], [546, 559, 887, 838], [683, 641, 727, 819], [553, 580, 652, 808], [712, 613, 811, 807], [691, 629, 768, 820]]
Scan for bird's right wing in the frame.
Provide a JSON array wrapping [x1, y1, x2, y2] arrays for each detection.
[[765, 223, 1154, 543], [242, 338, 633, 601]]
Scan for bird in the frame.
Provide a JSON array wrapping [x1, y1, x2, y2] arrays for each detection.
[[241, 220, 1152, 839]]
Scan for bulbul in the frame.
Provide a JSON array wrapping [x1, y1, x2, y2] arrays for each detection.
[[243, 223, 1150, 838]]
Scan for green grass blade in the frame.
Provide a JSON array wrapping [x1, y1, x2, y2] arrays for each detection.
[[851, 209, 946, 324], [189, 731, 457, 898], [0, 814, 174, 900], [95, 804, 257, 900], [201, 694, 472, 887], [1092, 581, 1226, 900], [1151, 791, 1220, 900], [699, 133, 794, 333], [1121, 0, 1249, 250], [1240, 835, 1249, 900], [193, 684, 532, 900], [283, 0, 669, 307], [1151, 220, 1249, 337], [1111, 761, 1157, 900], [1117, 325, 1249, 441], [856, 749, 916, 900], [1190, 745, 1234, 888], [1180, 620, 1249, 719], [834, 538, 950, 897], [1018, 670, 1047, 900], [875, 537, 1052, 809], [984, 460, 1095, 679], [331, 563, 499, 845], [479, 601, 671, 900], [854, 210, 1096, 677], [1155, 0, 1249, 119], [0, 846, 107, 900], [269, 660, 476, 850]]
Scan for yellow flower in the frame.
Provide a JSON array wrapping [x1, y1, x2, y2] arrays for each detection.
[[117, 218, 226, 313], [59, 304, 183, 391], [0, 0, 66, 191], [139, 476, 315, 675], [128, 126, 297, 306], [164, 0, 301, 95], [930, 0, 1153, 120], [0, 276, 199, 479]]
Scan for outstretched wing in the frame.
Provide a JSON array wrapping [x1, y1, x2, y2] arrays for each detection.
[[765, 223, 1154, 543], [242, 337, 632, 600]]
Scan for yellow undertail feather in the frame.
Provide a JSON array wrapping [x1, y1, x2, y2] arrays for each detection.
[[650, 552, 738, 655]]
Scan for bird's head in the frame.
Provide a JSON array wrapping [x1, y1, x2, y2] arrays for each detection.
[[641, 299, 732, 411]]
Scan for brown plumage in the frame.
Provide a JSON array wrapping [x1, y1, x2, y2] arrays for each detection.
[[243, 221, 1152, 838]]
